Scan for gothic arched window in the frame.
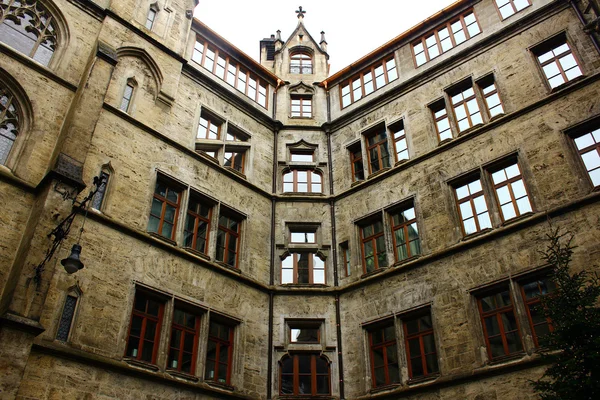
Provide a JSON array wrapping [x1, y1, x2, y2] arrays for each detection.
[[0, 0, 59, 66], [290, 51, 312, 74], [280, 354, 331, 396], [0, 82, 21, 165]]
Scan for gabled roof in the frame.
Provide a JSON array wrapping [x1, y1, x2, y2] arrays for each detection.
[[280, 19, 329, 59]]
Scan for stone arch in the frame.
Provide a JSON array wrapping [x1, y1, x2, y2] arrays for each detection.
[[116, 47, 164, 98]]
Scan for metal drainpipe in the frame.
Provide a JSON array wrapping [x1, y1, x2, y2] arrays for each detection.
[[267, 125, 279, 399], [569, 0, 600, 54], [325, 86, 345, 399]]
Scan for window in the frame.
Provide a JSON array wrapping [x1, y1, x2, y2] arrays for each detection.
[[290, 51, 312, 74], [349, 143, 365, 182], [56, 294, 78, 342], [389, 120, 409, 162], [454, 178, 492, 235], [520, 277, 556, 347], [91, 170, 110, 211], [0, 83, 21, 165], [534, 37, 583, 89], [412, 11, 481, 67], [477, 75, 504, 118], [119, 81, 135, 113], [283, 170, 322, 193], [280, 354, 330, 396], [360, 219, 387, 273], [216, 211, 241, 268], [290, 151, 314, 162], [125, 292, 165, 364], [573, 129, 600, 187], [183, 195, 212, 254], [197, 112, 222, 140], [146, 7, 157, 30], [0, 0, 58, 66], [340, 57, 398, 108], [281, 253, 325, 284], [205, 320, 234, 384], [490, 162, 532, 222], [290, 95, 312, 118], [403, 313, 439, 379], [368, 324, 399, 388], [340, 241, 351, 277], [289, 322, 321, 344], [148, 178, 181, 240], [495, 0, 531, 20], [477, 288, 523, 359], [449, 85, 483, 133], [430, 100, 452, 142], [390, 206, 421, 262], [167, 307, 200, 374], [365, 126, 391, 174], [290, 231, 316, 244], [226, 127, 249, 142], [224, 150, 245, 173], [192, 38, 269, 107]]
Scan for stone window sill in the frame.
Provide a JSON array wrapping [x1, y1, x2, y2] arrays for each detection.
[[487, 352, 526, 366], [361, 267, 388, 279], [393, 254, 421, 267], [501, 211, 534, 227], [370, 383, 401, 394], [183, 247, 211, 261], [167, 370, 199, 382], [461, 227, 493, 241], [123, 357, 159, 371], [205, 380, 234, 391], [148, 232, 177, 246], [215, 261, 242, 274], [407, 373, 439, 385]]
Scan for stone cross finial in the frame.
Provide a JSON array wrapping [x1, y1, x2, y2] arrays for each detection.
[[296, 6, 306, 19]]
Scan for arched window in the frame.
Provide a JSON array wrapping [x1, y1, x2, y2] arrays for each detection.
[[91, 164, 113, 211], [290, 52, 312, 74], [55, 286, 81, 342], [119, 79, 137, 113], [280, 354, 330, 396], [283, 170, 322, 193], [0, 0, 59, 66], [0, 82, 21, 165]]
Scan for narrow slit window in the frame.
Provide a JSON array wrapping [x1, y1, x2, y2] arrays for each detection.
[[573, 129, 600, 187], [146, 8, 157, 30], [120, 83, 135, 113], [431, 100, 452, 142], [56, 295, 78, 342]]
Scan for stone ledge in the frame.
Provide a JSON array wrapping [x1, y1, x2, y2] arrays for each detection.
[[0, 312, 45, 336]]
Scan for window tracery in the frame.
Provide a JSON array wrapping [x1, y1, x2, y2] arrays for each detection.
[[0, 83, 21, 165]]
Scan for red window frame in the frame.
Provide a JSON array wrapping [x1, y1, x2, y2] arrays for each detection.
[[183, 196, 212, 254], [403, 313, 439, 379], [365, 128, 391, 174], [477, 76, 505, 119], [216, 212, 242, 268], [368, 324, 399, 388], [520, 277, 556, 347], [449, 84, 483, 132], [534, 39, 583, 90], [205, 320, 234, 384], [125, 292, 164, 364], [360, 219, 387, 274], [281, 253, 326, 285], [390, 206, 421, 262], [148, 179, 181, 240], [167, 307, 201, 374], [290, 95, 312, 118], [477, 288, 523, 359], [198, 113, 221, 140], [340, 242, 351, 277], [282, 170, 323, 193], [349, 144, 365, 182], [494, 0, 532, 20], [389, 120, 408, 162], [279, 354, 331, 396]]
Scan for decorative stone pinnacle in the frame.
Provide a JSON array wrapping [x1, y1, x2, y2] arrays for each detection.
[[296, 6, 306, 19]]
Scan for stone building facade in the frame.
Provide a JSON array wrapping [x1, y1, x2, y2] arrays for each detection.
[[1, 0, 600, 399]]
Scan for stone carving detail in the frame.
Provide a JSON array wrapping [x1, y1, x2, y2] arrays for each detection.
[[0, 0, 58, 66], [0, 83, 20, 165]]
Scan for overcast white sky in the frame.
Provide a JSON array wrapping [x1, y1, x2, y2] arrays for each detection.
[[193, 1, 458, 75]]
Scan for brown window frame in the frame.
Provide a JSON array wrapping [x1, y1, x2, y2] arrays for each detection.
[[453, 177, 492, 236], [494, 0, 532, 21], [572, 129, 600, 188], [488, 161, 533, 222], [281, 253, 326, 285], [289, 51, 313, 74], [288, 321, 322, 344], [349, 143, 365, 182], [216, 212, 242, 268], [532, 36, 583, 90], [205, 320, 234, 385], [224, 149, 246, 173], [279, 354, 331, 396], [448, 83, 483, 133], [403, 312, 439, 380], [430, 99, 452, 142], [192, 38, 269, 108], [340, 241, 351, 277], [411, 10, 481, 67], [183, 195, 212, 254], [125, 291, 165, 364], [167, 306, 201, 374], [282, 170, 323, 193], [148, 178, 182, 241], [389, 120, 409, 162], [290, 95, 312, 118], [365, 127, 391, 174], [389, 205, 421, 263], [197, 112, 222, 140], [368, 323, 400, 388], [359, 219, 388, 274], [477, 287, 524, 360], [477, 75, 505, 119], [339, 57, 398, 108], [520, 277, 555, 348]]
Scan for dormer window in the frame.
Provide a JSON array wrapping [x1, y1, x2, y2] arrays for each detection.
[[290, 51, 312, 74]]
